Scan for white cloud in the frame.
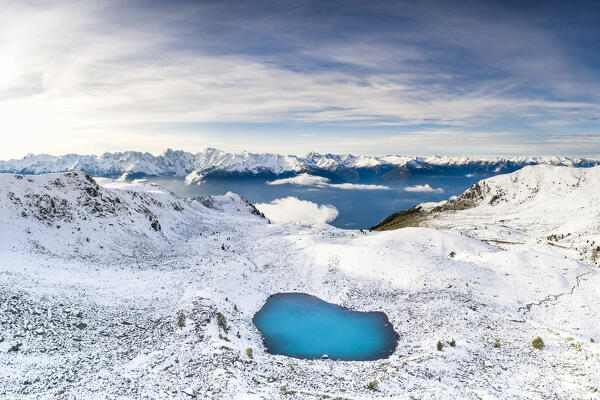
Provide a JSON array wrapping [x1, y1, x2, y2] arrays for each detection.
[[328, 183, 390, 190], [255, 197, 339, 224], [267, 174, 330, 186], [185, 171, 205, 185], [1, 2, 598, 159], [404, 184, 444, 193], [267, 173, 390, 190]]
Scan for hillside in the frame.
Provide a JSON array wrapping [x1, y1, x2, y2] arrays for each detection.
[[372, 165, 600, 263], [1, 170, 599, 399], [1, 149, 599, 181], [0, 172, 263, 260]]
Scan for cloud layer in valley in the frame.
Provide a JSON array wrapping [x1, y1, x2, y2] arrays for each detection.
[[404, 184, 445, 193], [255, 197, 339, 224], [267, 173, 390, 190]]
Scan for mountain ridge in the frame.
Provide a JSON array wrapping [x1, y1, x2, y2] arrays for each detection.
[[371, 164, 600, 264], [2, 148, 599, 180]]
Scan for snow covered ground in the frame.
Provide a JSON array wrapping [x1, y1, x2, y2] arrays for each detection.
[[0, 167, 598, 399]]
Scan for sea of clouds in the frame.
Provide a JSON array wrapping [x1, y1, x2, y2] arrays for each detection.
[[255, 196, 339, 224], [267, 173, 390, 190]]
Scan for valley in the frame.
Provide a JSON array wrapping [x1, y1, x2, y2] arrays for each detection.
[[0, 167, 598, 399]]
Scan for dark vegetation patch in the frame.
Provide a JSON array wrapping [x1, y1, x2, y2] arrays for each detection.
[[532, 337, 545, 350], [369, 206, 425, 231], [370, 182, 493, 231]]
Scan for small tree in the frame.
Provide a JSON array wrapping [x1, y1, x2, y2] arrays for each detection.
[[493, 338, 501, 348], [367, 378, 378, 391], [217, 312, 230, 333], [532, 337, 544, 350], [177, 312, 186, 328], [246, 347, 253, 359], [437, 341, 444, 351], [449, 339, 456, 347]]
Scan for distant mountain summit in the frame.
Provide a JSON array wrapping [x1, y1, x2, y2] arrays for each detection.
[[1, 149, 598, 181]]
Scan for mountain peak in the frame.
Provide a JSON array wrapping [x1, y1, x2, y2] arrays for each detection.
[[1, 149, 599, 178]]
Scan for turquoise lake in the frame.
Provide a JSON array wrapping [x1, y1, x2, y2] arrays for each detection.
[[253, 293, 398, 361]]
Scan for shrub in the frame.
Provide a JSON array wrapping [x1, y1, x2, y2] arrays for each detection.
[[532, 337, 544, 350], [591, 338, 595, 343], [493, 338, 500, 348], [449, 339, 456, 347], [437, 341, 443, 351], [592, 247, 600, 263], [217, 312, 230, 333], [366, 378, 378, 391], [177, 312, 186, 328], [218, 333, 229, 341], [246, 347, 253, 359]]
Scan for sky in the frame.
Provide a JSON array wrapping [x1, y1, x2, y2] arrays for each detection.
[[1, 0, 599, 159]]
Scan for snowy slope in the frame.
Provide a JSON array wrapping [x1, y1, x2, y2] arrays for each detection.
[[1, 170, 599, 399], [1, 148, 599, 179], [374, 164, 600, 362], [0, 172, 263, 260], [400, 165, 600, 264]]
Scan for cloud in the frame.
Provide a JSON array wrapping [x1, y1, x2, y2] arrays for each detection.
[[185, 171, 205, 185], [267, 174, 330, 186], [404, 184, 444, 193], [255, 197, 339, 224], [267, 173, 390, 190], [327, 183, 391, 190], [1, 1, 599, 159]]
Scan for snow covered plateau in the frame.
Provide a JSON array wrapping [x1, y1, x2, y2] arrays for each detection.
[[0, 166, 599, 399]]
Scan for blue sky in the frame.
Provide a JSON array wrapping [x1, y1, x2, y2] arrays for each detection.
[[1, 0, 599, 158]]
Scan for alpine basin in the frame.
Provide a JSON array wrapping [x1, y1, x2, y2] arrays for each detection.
[[253, 293, 398, 361]]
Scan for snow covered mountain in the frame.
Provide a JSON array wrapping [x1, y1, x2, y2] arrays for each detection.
[[373, 165, 600, 264], [0, 171, 264, 260], [1, 168, 599, 399], [2, 148, 599, 180]]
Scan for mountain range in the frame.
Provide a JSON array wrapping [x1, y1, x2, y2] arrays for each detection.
[[2, 149, 599, 180]]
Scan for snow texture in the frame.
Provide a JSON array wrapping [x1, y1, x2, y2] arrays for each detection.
[[0, 166, 599, 399]]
